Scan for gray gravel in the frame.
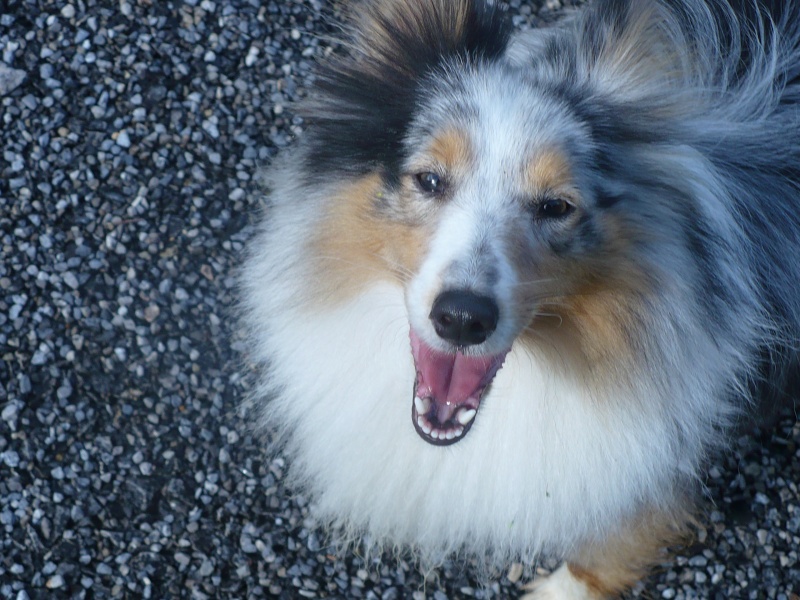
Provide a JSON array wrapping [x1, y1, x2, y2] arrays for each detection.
[[1, 0, 798, 598]]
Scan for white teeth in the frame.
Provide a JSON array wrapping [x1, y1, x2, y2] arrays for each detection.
[[417, 416, 432, 435], [415, 407, 472, 442], [457, 408, 477, 426]]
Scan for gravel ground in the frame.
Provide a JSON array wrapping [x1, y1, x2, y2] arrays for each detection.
[[1, 0, 799, 598]]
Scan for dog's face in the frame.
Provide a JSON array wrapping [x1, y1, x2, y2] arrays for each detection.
[[311, 62, 653, 446], [302, 0, 686, 447], [400, 69, 597, 445]]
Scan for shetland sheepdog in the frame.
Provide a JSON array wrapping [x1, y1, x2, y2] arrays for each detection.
[[242, 0, 800, 596]]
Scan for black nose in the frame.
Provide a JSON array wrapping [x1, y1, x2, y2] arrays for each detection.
[[429, 290, 499, 346]]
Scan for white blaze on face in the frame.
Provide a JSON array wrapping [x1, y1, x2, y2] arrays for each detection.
[[404, 174, 521, 445], [405, 191, 519, 355], [401, 70, 594, 445], [404, 68, 582, 354]]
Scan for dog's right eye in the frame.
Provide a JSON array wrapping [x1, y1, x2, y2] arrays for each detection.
[[415, 172, 445, 195]]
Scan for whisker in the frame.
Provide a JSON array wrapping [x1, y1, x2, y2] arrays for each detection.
[[533, 312, 564, 326], [309, 254, 415, 282], [512, 277, 559, 289]]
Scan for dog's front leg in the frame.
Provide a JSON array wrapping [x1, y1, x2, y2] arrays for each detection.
[[521, 508, 688, 599], [521, 563, 605, 600]]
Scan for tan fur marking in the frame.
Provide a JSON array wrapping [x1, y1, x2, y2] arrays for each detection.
[[520, 283, 641, 387], [526, 148, 576, 196], [515, 207, 651, 384], [562, 287, 638, 365], [428, 128, 473, 172], [566, 509, 692, 598], [312, 174, 426, 303]]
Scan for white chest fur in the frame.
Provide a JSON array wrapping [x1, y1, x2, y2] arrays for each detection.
[[256, 281, 683, 562]]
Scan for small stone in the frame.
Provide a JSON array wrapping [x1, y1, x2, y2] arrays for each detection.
[[46, 575, 65, 590], [63, 272, 79, 289], [245, 46, 259, 67], [115, 130, 131, 148], [757, 529, 768, 545], [235, 564, 250, 578], [31, 350, 48, 365], [42, 560, 58, 575], [0, 64, 26, 95], [201, 120, 219, 138], [143, 304, 160, 323], [695, 571, 707, 584], [198, 559, 214, 577], [2, 450, 20, 468], [60, 4, 76, 18], [240, 533, 257, 553], [174, 553, 191, 567], [2, 403, 19, 422], [507, 563, 524, 584]]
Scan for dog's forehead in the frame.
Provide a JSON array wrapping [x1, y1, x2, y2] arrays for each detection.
[[409, 65, 585, 177]]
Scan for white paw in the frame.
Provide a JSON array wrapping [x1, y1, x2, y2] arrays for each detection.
[[520, 564, 599, 600]]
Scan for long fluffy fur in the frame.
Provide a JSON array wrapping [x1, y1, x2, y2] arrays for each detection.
[[242, 0, 800, 590]]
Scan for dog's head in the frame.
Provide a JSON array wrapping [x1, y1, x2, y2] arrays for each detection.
[[301, 0, 715, 446]]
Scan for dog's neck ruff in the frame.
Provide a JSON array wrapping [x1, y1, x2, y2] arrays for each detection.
[[410, 329, 509, 445], [251, 280, 695, 562]]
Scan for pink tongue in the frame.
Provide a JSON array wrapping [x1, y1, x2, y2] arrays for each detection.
[[410, 329, 507, 423]]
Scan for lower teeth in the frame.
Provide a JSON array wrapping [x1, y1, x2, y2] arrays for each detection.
[[416, 414, 465, 440], [457, 408, 477, 425]]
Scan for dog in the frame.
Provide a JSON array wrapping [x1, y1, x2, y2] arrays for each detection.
[[241, 0, 800, 596]]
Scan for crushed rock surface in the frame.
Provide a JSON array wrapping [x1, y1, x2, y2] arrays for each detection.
[[1, 0, 798, 598]]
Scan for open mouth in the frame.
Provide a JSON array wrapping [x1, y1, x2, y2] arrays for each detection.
[[410, 329, 509, 446]]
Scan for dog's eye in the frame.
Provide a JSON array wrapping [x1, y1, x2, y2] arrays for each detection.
[[537, 198, 574, 219], [415, 172, 445, 195]]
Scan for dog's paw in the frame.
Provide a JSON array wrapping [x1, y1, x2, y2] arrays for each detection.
[[520, 564, 601, 600]]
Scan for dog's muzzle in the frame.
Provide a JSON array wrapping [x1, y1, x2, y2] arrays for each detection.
[[409, 290, 509, 446]]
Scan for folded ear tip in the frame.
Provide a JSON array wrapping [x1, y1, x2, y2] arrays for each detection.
[[299, 0, 511, 183]]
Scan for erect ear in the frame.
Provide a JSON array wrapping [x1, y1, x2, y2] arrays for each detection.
[[302, 0, 511, 183], [344, 0, 511, 79]]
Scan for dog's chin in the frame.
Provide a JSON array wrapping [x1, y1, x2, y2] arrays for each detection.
[[409, 329, 510, 446]]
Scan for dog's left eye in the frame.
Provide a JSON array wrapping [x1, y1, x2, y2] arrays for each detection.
[[415, 172, 445, 195], [536, 198, 574, 219]]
